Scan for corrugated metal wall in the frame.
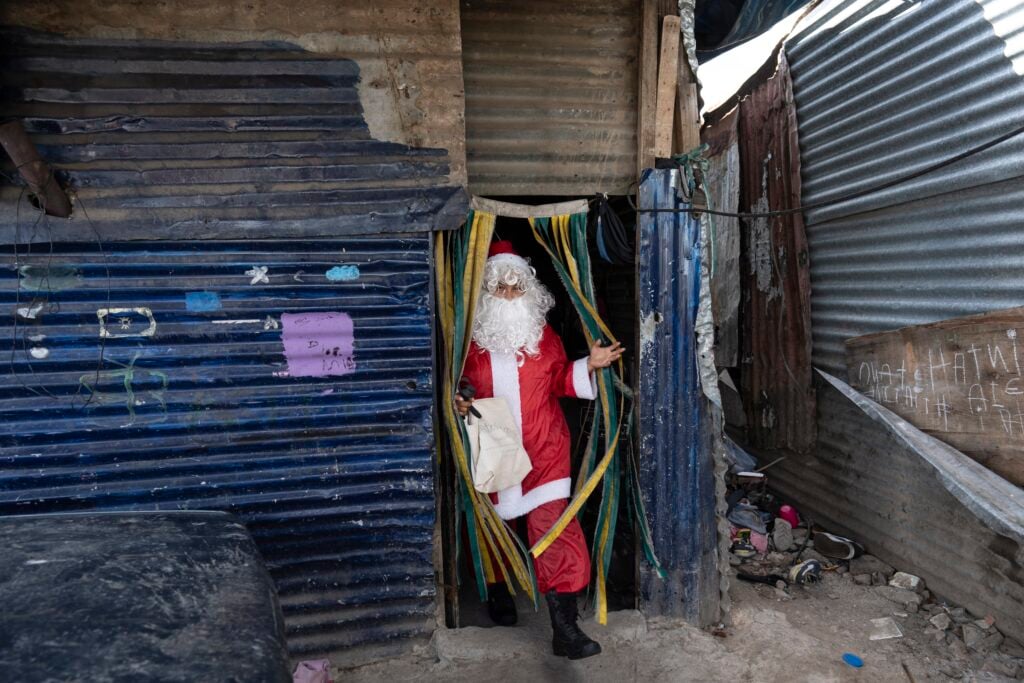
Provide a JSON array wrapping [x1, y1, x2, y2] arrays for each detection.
[[765, 0, 1024, 638], [636, 168, 719, 624], [787, 0, 1024, 375], [737, 52, 815, 453], [0, 31, 460, 665], [461, 0, 639, 195], [770, 372, 1024, 642]]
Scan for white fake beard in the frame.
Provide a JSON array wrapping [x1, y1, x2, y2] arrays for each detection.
[[472, 291, 547, 358]]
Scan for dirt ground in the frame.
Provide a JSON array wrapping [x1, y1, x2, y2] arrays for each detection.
[[337, 564, 1024, 683]]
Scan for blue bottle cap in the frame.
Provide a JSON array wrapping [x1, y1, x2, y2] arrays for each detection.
[[842, 653, 864, 668]]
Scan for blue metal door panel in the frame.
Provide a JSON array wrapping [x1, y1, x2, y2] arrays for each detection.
[[636, 168, 719, 623]]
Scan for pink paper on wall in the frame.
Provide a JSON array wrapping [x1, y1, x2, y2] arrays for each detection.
[[281, 312, 356, 378]]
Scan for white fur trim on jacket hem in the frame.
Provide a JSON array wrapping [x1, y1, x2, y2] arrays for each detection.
[[493, 477, 571, 520], [572, 357, 597, 400]]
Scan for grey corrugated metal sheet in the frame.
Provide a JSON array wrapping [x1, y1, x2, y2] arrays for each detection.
[[0, 237, 437, 664], [636, 168, 719, 624], [786, 0, 1024, 375], [461, 0, 639, 196], [769, 373, 1024, 642], [0, 31, 454, 666], [0, 29, 463, 242]]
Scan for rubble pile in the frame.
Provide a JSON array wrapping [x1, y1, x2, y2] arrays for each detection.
[[724, 438, 1024, 681]]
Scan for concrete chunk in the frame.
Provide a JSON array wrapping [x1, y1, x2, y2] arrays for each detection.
[[875, 586, 922, 613], [888, 571, 925, 593], [929, 613, 952, 631]]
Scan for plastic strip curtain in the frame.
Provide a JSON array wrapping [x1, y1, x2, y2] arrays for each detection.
[[527, 212, 664, 625], [435, 211, 539, 607]]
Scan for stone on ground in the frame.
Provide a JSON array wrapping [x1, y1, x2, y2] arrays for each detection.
[[888, 571, 925, 593]]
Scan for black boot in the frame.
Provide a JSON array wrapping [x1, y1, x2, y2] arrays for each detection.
[[487, 583, 518, 626], [545, 591, 601, 659]]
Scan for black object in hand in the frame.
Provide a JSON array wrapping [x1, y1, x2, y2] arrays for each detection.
[[458, 381, 482, 418]]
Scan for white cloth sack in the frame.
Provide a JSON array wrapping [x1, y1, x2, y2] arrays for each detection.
[[465, 398, 532, 493]]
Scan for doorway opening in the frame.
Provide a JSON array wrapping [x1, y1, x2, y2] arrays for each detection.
[[436, 195, 641, 627]]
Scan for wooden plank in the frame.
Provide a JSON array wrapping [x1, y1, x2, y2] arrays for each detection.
[[636, 0, 660, 174], [652, 15, 681, 159], [845, 306, 1024, 486], [673, 57, 701, 156]]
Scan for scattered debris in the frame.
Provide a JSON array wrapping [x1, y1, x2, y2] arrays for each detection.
[[841, 653, 864, 669], [869, 616, 904, 641], [929, 613, 952, 631], [875, 586, 922, 613], [773, 518, 794, 551], [889, 571, 925, 594]]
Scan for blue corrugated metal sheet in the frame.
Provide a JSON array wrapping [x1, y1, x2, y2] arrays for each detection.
[[0, 237, 437, 662], [636, 168, 719, 624], [0, 30, 460, 665]]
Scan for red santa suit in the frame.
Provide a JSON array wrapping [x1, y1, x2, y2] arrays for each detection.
[[462, 324, 596, 594]]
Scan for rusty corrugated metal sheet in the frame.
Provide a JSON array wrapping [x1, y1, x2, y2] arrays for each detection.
[[0, 31, 455, 666], [769, 372, 1024, 643], [461, 0, 639, 196], [736, 51, 815, 452]]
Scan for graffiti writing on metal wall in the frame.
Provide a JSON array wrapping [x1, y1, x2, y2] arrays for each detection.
[[281, 312, 356, 378], [97, 307, 157, 338], [79, 353, 169, 421]]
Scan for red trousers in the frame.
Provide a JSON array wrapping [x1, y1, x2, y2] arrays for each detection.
[[522, 499, 591, 594]]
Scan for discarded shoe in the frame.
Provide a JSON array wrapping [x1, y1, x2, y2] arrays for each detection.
[[546, 591, 602, 660], [813, 532, 864, 560], [487, 582, 518, 626], [730, 539, 757, 559], [788, 559, 822, 585]]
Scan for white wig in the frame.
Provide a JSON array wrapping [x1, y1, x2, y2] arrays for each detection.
[[472, 259, 555, 358]]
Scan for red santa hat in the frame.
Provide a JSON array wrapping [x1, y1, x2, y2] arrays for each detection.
[[487, 240, 530, 272]]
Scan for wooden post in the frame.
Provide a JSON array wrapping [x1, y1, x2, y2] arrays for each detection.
[[653, 15, 681, 159], [637, 0, 659, 174], [674, 56, 701, 156], [0, 120, 72, 218]]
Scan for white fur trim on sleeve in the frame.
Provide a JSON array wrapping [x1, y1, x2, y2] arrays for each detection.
[[493, 478, 571, 520], [572, 357, 597, 400]]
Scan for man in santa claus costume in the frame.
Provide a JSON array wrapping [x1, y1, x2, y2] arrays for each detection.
[[455, 240, 623, 660]]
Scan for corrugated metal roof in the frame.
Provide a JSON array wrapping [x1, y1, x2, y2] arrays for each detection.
[[0, 236, 437, 664], [636, 168, 720, 624], [461, 0, 639, 196], [0, 30, 463, 242], [786, 0, 1024, 374]]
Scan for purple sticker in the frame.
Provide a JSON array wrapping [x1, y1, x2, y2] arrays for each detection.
[[281, 312, 356, 378]]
